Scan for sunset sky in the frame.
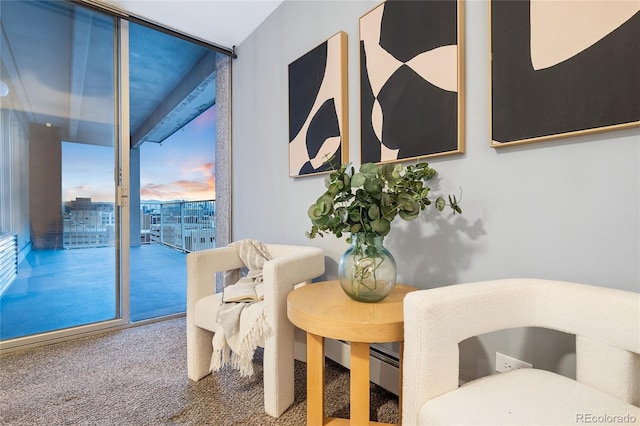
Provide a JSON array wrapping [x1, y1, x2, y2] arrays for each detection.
[[62, 105, 216, 203]]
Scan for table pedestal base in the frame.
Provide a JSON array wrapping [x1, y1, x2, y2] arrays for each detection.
[[307, 334, 399, 426]]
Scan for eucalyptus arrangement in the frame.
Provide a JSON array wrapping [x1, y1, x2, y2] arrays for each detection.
[[306, 161, 461, 242], [306, 161, 462, 302]]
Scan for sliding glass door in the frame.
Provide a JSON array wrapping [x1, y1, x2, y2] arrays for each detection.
[[0, 0, 224, 348], [0, 0, 121, 342], [128, 22, 217, 322]]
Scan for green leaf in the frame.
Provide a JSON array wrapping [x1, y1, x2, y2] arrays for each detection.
[[317, 194, 334, 214], [312, 214, 330, 227], [399, 209, 419, 220], [397, 192, 417, 211], [342, 173, 351, 187], [360, 162, 378, 176], [435, 197, 446, 211], [307, 204, 323, 221], [380, 204, 397, 220], [307, 202, 317, 216], [380, 164, 396, 182], [371, 218, 391, 236], [380, 192, 393, 207], [351, 172, 365, 187], [368, 205, 380, 220], [327, 181, 344, 196], [363, 178, 382, 194]]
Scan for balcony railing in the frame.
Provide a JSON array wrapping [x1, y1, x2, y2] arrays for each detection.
[[60, 200, 214, 253], [140, 200, 215, 253]]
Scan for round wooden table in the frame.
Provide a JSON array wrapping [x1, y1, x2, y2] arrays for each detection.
[[287, 280, 417, 426]]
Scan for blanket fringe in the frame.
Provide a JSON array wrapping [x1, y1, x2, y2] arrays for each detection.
[[209, 311, 273, 377]]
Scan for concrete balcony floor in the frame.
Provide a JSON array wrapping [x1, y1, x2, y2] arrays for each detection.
[[0, 244, 187, 341]]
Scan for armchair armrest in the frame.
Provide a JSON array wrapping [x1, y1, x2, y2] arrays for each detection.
[[186, 247, 244, 313], [262, 245, 325, 326], [260, 245, 324, 416]]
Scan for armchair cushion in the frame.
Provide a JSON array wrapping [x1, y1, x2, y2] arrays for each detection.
[[194, 293, 269, 343], [420, 368, 640, 425]]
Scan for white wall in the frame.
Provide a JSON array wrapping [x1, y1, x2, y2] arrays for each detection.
[[232, 0, 640, 380]]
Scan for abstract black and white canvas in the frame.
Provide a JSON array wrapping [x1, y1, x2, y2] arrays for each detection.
[[360, 0, 465, 164], [289, 31, 348, 177], [491, 0, 640, 147]]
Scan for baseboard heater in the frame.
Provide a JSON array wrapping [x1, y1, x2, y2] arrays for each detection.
[[294, 329, 401, 395]]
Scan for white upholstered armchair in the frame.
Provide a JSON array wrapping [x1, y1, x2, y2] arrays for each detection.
[[186, 243, 325, 417], [403, 279, 640, 425]]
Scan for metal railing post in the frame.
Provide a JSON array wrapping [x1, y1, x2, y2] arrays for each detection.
[[160, 203, 164, 245], [180, 202, 185, 252]]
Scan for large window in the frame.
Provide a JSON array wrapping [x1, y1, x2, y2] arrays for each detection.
[[0, 0, 228, 349]]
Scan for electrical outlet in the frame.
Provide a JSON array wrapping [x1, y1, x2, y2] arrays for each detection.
[[495, 352, 533, 373]]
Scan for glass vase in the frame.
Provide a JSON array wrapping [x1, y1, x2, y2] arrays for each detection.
[[338, 233, 397, 303]]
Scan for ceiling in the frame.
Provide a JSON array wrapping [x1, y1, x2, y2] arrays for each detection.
[[0, 0, 281, 148], [102, 0, 283, 50]]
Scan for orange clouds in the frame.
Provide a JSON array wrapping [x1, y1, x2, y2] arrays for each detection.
[[194, 162, 215, 175], [141, 178, 215, 201], [140, 161, 216, 201]]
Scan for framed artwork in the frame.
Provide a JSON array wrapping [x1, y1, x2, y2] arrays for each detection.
[[289, 31, 348, 177], [359, 0, 465, 164], [491, 0, 640, 147]]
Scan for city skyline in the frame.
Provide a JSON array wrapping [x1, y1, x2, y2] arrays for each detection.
[[62, 105, 216, 203]]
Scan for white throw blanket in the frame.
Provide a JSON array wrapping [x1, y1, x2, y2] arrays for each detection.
[[209, 240, 273, 377]]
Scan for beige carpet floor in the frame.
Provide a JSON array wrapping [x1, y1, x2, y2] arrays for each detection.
[[0, 317, 398, 425]]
